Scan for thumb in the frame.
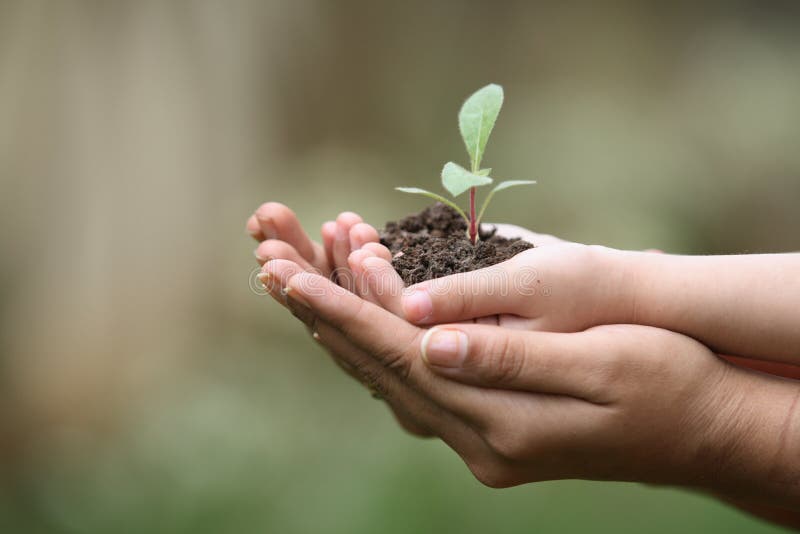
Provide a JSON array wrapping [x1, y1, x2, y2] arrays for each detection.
[[420, 325, 597, 400], [401, 261, 533, 324]]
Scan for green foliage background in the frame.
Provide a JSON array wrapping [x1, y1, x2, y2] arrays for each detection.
[[1, 1, 799, 532]]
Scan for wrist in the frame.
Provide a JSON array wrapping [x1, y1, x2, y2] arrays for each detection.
[[690, 365, 800, 506], [587, 245, 647, 326]]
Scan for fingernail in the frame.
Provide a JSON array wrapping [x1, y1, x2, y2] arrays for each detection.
[[421, 328, 468, 368], [257, 271, 275, 286], [281, 285, 310, 308], [254, 249, 268, 262], [402, 289, 433, 323]]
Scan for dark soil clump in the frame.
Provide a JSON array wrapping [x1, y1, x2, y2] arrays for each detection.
[[380, 203, 534, 285]]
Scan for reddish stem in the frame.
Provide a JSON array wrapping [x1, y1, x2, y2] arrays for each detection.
[[468, 186, 477, 244]]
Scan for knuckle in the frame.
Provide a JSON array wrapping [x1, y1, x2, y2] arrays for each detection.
[[354, 365, 388, 397], [382, 348, 412, 381], [479, 335, 525, 385], [438, 278, 472, 319], [591, 326, 672, 390], [595, 349, 630, 388], [347, 300, 412, 380]]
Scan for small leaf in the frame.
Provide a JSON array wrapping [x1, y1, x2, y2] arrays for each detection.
[[458, 84, 504, 171], [441, 162, 493, 197], [476, 180, 537, 225], [476, 168, 492, 177], [490, 179, 537, 192], [395, 187, 434, 195]]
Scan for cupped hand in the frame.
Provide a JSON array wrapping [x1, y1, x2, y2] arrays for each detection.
[[260, 259, 797, 502], [345, 239, 633, 334], [246, 202, 382, 281], [247, 202, 432, 435]]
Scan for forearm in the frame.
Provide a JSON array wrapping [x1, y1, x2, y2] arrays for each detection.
[[695, 364, 800, 508], [618, 251, 800, 364]]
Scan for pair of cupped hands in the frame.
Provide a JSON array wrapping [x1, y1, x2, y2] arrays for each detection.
[[244, 202, 777, 495]]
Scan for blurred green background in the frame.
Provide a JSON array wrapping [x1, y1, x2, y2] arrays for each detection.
[[1, 1, 799, 532]]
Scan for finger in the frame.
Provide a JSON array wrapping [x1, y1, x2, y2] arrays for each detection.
[[419, 325, 608, 402], [348, 249, 380, 303], [349, 222, 380, 251], [321, 221, 337, 273], [270, 265, 496, 465], [361, 256, 405, 316], [401, 260, 531, 324], [264, 266, 491, 464], [254, 202, 317, 261], [282, 272, 505, 420], [332, 212, 363, 290], [265, 260, 434, 439], [258, 259, 307, 308], [254, 240, 316, 270], [283, 271, 598, 466], [284, 271, 418, 372], [312, 319, 435, 437], [362, 242, 393, 262], [497, 314, 540, 330], [307, 306, 488, 456], [246, 214, 264, 241]]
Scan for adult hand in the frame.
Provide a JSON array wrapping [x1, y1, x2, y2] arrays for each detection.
[[260, 259, 800, 506], [247, 202, 431, 435]]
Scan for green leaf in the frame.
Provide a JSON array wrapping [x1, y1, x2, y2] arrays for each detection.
[[395, 186, 435, 197], [440, 162, 493, 197], [458, 84, 504, 171], [476, 168, 492, 177], [476, 179, 537, 224], [395, 187, 468, 222], [489, 179, 537, 192]]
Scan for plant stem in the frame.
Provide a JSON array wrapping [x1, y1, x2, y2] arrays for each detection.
[[468, 186, 477, 244]]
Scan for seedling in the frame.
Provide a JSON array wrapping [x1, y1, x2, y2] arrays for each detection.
[[397, 83, 536, 244]]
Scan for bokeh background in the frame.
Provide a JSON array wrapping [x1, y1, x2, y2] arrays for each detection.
[[2, 1, 799, 532]]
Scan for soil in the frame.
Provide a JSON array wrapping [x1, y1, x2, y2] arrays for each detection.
[[380, 203, 534, 285]]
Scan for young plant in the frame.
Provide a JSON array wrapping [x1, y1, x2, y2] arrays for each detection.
[[397, 83, 536, 244]]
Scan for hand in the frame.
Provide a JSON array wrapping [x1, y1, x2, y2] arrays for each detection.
[[344, 239, 633, 333], [260, 260, 800, 505], [246, 202, 433, 435], [246, 203, 386, 289]]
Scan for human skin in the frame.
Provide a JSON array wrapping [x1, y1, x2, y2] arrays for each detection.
[[394, 247, 800, 366], [273, 208, 800, 367], [246, 202, 800, 523], [248, 204, 800, 372], [257, 258, 800, 509]]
